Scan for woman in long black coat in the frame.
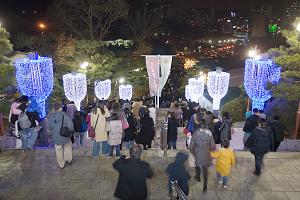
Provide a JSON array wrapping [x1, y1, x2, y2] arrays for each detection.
[[123, 108, 137, 149], [139, 109, 155, 150]]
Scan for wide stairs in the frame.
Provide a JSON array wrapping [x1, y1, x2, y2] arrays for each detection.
[[1, 148, 300, 200]]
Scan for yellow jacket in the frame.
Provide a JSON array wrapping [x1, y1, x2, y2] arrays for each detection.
[[211, 148, 235, 176]]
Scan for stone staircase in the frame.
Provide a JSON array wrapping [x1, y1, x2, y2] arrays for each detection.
[[1, 147, 300, 200]]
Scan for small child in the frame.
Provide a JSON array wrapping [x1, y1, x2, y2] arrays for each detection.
[[106, 113, 123, 157], [210, 140, 235, 189], [166, 152, 190, 197]]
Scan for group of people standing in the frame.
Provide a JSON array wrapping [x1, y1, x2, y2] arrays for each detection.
[[47, 98, 157, 169]]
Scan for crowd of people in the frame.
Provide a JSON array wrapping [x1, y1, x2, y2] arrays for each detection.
[[7, 95, 287, 199]]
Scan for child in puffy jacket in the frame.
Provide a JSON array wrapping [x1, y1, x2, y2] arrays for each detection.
[[210, 140, 235, 189]]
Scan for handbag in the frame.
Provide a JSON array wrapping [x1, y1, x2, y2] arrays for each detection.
[[59, 115, 74, 138], [89, 115, 99, 139]]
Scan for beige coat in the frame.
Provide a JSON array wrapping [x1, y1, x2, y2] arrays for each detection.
[[132, 101, 143, 120], [91, 108, 110, 142]]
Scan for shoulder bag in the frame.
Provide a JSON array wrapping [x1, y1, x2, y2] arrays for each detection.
[[59, 114, 74, 138], [89, 114, 99, 139]]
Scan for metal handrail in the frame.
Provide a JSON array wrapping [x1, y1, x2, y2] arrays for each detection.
[[170, 180, 189, 200]]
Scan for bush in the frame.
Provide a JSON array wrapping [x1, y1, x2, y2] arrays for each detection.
[[222, 96, 247, 122]]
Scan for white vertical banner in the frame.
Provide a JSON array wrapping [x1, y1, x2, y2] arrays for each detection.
[[159, 56, 172, 96], [145, 55, 159, 97]]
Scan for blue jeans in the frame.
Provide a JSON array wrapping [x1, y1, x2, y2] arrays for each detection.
[[217, 172, 228, 186], [20, 128, 38, 150], [92, 140, 109, 157], [74, 132, 84, 147], [168, 141, 177, 149], [125, 140, 134, 149], [109, 144, 121, 157]]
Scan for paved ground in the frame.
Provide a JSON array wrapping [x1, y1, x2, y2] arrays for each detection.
[[1, 148, 300, 200]]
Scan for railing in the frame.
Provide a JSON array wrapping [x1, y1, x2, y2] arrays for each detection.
[[160, 117, 168, 156], [170, 180, 189, 200]]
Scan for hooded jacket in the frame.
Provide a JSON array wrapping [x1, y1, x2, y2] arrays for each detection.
[[220, 118, 232, 142], [189, 128, 215, 167], [166, 152, 190, 195], [211, 147, 235, 176], [245, 126, 275, 155]]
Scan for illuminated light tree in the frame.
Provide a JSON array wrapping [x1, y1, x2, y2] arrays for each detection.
[[244, 58, 281, 110], [119, 84, 132, 100], [63, 72, 87, 110], [207, 69, 230, 110], [184, 58, 198, 69], [14, 53, 53, 118], [95, 79, 111, 100], [187, 77, 205, 103]]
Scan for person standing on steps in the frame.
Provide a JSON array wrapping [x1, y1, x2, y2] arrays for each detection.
[[245, 118, 274, 176], [47, 103, 74, 169], [139, 108, 155, 150], [91, 103, 110, 157], [243, 108, 260, 145], [220, 112, 232, 145], [269, 114, 286, 151], [167, 112, 179, 149], [106, 112, 123, 158], [166, 152, 190, 197], [189, 118, 215, 192], [210, 140, 235, 189], [113, 145, 153, 200]]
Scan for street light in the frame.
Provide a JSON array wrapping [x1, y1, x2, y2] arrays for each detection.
[[248, 49, 257, 58], [119, 77, 125, 84], [80, 61, 89, 70]]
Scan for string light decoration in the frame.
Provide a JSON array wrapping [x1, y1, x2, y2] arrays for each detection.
[[187, 77, 205, 103], [119, 84, 133, 100], [185, 85, 192, 101], [184, 59, 198, 69], [207, 69, 230, 110], [14, 53, 53, 118], [95, 79, 111, 100], [63, 72, 87, 110], [244, 58, 281, 110]]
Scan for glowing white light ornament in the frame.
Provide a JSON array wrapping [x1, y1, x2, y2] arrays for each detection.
[[63, 72, 87, 110], [187, 77, 205, 103], [185, 85, 192, 101], [244, 58, 281, 110], [95, 79, 111, 100], [119, 84, 133, 100], [14, 52, 53, 118], [207, 68, 230, 110]]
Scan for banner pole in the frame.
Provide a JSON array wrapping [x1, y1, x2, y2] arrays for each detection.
[[157, 55, 160, 108]]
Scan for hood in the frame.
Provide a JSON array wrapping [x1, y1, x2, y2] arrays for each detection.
[[174, 152, 188, 164], [256, 127, 270, 137]]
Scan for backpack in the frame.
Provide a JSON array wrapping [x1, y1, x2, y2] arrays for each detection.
[[18, 112, 31, 130]]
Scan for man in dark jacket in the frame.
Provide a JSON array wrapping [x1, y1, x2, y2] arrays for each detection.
[[166, 152, 190, 197], [269, 115, 286, 151], [243, 108, 260, 145], [113, 145, 153, 200], [245, 118, 274, 176]]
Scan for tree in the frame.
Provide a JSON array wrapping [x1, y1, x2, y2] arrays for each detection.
[[0, 26, 13, 90], [268, 18, 300, 137], [51, 0, 128, 40], [268, 18, 300, 101], [127, 7, 162, 55]]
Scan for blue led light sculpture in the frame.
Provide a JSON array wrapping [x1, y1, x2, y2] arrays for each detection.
[[14, 53, 53, 118], [244, 58, 281, 110]]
